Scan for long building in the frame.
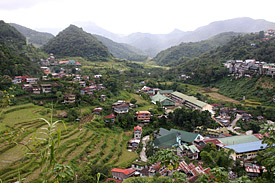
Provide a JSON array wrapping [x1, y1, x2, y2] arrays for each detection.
[[170, 91, 213, 112]]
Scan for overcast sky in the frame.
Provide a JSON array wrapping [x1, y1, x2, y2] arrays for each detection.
[[1, 0, 275, 35]]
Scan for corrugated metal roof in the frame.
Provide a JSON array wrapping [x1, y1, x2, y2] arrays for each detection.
[[218, 135, 259, 146], [171, 91, 208, 108], [224, 140, 268, 153]]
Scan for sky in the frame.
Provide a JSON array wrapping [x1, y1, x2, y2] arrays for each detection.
[[1, 0, 275, 35]]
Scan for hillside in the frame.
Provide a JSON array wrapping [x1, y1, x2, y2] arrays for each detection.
[[0, 20, 43, 76], [170, 32, 275, 84], [78, 17, 275, 57], [9, 23, 54, 47], [93, 34, 148, 61], [42, 25, 112, 61], [153, 32, 240, 66]]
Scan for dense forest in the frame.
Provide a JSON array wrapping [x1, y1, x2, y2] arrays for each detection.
[[153, 32, 240, 66], [42, 25, 112, 61], [10, 23, 54, 47], [93, 34, 148, 61], [0, 21, 45, 77]]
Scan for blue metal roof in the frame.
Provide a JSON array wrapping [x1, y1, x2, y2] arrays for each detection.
[[224, 141, 268, 153]]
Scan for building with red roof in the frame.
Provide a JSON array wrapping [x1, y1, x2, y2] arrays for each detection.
[[136, 111, 151, 122], [92, 107, 103, 115], [105, 113, 116, 123], [111, 168, 137, 181]]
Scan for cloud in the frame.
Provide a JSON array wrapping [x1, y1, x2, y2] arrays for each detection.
[[0, 0, 53, 10]]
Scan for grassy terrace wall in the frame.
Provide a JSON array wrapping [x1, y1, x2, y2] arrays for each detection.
[[0, 103, 137, 182]]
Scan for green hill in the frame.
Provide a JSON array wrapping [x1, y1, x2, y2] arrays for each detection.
[[42, 25, 112, 61], [170, 32, 275, 85], [93, 34, 148, 61], [9, 23, 54, 47], [0, 20, 44, 77], [153, 32, 240, 66]]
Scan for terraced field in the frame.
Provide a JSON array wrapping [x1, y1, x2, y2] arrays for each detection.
[[0, 104, 137, 182]]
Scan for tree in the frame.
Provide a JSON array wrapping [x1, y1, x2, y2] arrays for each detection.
[[148, 148, 179, 170], [130, 98, 137, 104], [257, 123, 275, 180]]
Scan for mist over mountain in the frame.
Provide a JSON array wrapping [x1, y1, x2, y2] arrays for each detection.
[[93, 34, 148, 61], [9, 23, 54, 47], [77, 17, 275, 57]]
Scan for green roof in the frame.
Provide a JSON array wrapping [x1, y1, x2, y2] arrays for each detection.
[[152, 94, 175, 106], [181, 144, 200, 153], [171, 91, 208, 108], [218, 135, 259, 146], [153, 128, 201, 149]]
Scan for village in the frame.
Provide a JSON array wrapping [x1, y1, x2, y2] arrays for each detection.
[[6, 52, 275, 183]]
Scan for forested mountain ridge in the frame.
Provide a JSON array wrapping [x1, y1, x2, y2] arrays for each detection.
[[9, 23, 54, 47], [93, 34, 148, 61], [42, 25, 112, 61], [153, 32, 241, 66], [169, 32, 275, 85], [0, 20, 44, 76], [78, 17, 275, 57]]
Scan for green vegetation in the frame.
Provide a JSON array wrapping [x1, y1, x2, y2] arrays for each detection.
[[169, 32, 275, 85], [42, 25, 112, 61], [94, 34, 148, 61], [10, 23, 54, 47], [154, 32, 240, 66]]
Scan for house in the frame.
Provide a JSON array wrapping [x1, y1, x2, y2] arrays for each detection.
[[40, 84, 52, 93], [63, 94, 76, 104], [32, 84, 41, 94], [136, 111, 151, 122], [110, 168, 137, 181], [22, 84, 33, 92], [224, 140, 270, 160], [94, 74, 102, 79], [100, 95, 106, 102], [244, 162, 263, 178], [113, 104, 129, 114], [12, 76, 22, 84], [257, 116, 265, 122], [92, 107, 103, 115], [242, 113, 252, 121], [178, 160, 211, 178], [177, 144, 200, 159], [153, 128, 203, 149], [79, 81, 86, 87], [151, 93, 175, 107], [26, 77, 39, 84], [170, 91, 213, 112], [148, 162, 170, 177], [105, 113, 116, 123], [194, 138, 225, 150], [134, 126, 142, 140], [128, 138, 141, 151], [59, 60, 69, 64], [80, 86, 97, 95]]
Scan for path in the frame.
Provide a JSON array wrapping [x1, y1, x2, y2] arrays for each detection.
[[227, 114, 242, 135], [140, 135, 150, 162]]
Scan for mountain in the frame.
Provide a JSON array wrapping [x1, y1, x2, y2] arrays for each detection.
[[9, 23, 54, 47], [93, 34, 148, 61], [0, 20, 43, 76], [153, 32, 241, 66], [80, 17, 275, 57], [42, 25, 112, 61], [169, 32, 275, 85], [178, 17, 275, 43]]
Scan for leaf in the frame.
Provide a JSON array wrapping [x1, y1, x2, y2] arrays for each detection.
[[57, 128, 61, 147]]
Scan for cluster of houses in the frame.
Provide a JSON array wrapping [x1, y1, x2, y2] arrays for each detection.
[[107, 125, 272, 182], [224, 59, 275, 78], [40, 53, 81, 67]]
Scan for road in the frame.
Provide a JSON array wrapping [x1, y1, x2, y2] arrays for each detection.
[[140, 135, 150, 162], [227, 114, 242, 135]]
